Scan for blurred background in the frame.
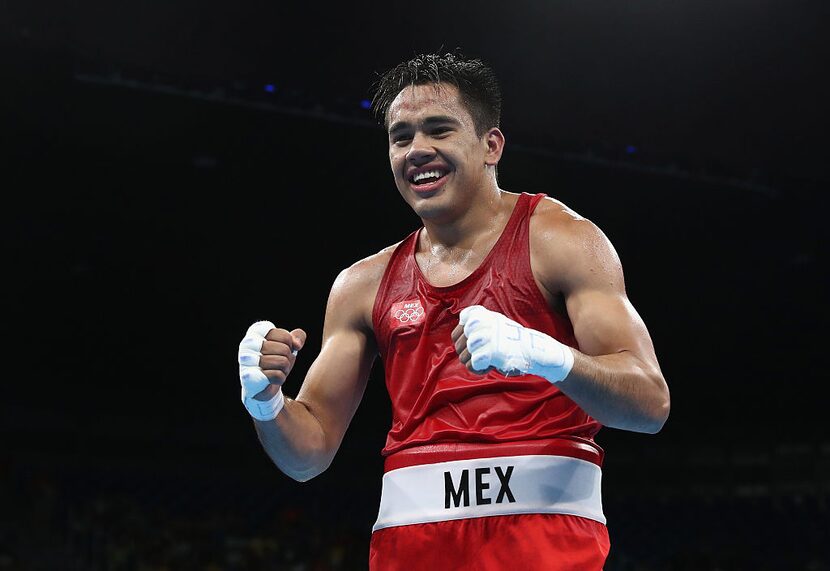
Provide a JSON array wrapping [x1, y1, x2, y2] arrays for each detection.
[[2, 1, 828, 569]]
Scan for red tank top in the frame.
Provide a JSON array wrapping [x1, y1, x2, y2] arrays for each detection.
[[371, 192, 603, 464]]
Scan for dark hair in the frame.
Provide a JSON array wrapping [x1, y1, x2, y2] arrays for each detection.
[[370, 52, 502, 136]]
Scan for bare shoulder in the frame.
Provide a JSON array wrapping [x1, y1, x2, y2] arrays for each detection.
[[529, 195, 624, 294], [530, 195, 593, 240], [333, 241, 400, 293], [326, 241, 402, 332]]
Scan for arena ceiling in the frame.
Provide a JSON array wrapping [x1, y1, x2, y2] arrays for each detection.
[[4, 0, 827, 185]]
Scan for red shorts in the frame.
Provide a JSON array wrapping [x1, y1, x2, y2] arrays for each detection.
[[369, 512, 609, 571]]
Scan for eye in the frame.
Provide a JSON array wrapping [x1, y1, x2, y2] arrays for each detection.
[[430, 126, 452, 137], [391, 134, 412, 146]]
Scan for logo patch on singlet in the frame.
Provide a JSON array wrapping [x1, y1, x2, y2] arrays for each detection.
[[390, 299, 425, 327]]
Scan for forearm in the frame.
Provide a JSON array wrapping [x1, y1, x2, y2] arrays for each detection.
[[558, 349, 670, 434], [456, 305, 670, 433], [253, 395, 335, 482]]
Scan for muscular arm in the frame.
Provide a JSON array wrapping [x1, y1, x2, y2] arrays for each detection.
[[534, 203, 670, 434], [252, 261, 381, 481]]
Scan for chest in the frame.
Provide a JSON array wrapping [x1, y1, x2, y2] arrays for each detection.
[[414, 250, 490, 288], [411, 239, 564, 316]]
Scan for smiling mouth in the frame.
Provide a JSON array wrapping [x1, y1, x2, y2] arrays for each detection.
[[408, 168, 450, 189]]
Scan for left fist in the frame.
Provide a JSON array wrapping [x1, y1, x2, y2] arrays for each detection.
[[451, 305, 574, 383]]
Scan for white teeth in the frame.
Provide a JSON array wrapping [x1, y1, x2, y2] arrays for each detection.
[[413, 170, 444, 183]]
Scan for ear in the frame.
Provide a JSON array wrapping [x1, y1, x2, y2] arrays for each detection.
[[483, 127, 505, 166]]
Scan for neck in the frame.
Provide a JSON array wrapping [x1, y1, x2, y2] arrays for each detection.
[[421, 185, 507, 250]]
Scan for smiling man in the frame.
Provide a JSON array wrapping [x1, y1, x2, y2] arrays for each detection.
[[237, 52, 670, 570]]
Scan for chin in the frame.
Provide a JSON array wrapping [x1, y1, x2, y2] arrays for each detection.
[[410, 193, 455, 222], [397, 179, 458, 220]]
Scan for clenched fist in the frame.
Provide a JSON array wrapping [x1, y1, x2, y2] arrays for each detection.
[[451, 305, 574, 383], [238, 320, 307, 420]]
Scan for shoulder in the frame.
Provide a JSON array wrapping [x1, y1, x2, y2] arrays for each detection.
[[325, 241, 403, 331], [529, 195, 623, 293], [529, 194, 597, 243], [332, 242, 400, 293]]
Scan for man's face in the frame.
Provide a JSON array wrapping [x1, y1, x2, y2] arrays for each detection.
[[386, 83, 492, 219]]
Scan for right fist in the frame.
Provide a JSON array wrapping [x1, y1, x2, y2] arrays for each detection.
[[238, 320, 307, 401]]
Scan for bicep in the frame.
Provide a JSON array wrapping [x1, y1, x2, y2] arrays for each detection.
[[295, 328, 375, 441], [566, 287, 659, 366], [556, 220, 659, 367], [294, 269, 378, 447]]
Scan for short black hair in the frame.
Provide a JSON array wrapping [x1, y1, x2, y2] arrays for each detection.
[[370, 51, 502, 137]]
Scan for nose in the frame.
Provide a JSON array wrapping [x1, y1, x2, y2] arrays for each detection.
[[405, 132, 436, 165]]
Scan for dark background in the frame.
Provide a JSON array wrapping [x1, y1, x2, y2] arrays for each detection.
[[2, 1, 828, 569]]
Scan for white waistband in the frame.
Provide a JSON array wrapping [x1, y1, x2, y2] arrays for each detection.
[[372, 454, 605, 532]]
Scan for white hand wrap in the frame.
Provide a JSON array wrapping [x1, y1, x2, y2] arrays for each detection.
[[459, 305, 575, 384], [243, 389, 285, 422], [238, 320, 286, 421]]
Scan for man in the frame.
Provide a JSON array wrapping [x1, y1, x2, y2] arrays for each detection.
[[237, 52, 670, 570]]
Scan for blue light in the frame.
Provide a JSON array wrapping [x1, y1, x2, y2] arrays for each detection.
[[625, 145, 637, 155], [360, 99, 371, 109], [264, 84, 276, 93]]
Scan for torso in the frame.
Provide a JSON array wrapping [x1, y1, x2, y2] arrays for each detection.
[[365, 191, 602, 458]]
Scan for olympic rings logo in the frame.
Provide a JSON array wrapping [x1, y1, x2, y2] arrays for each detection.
[[394, 306, 424, 323], [390, 300, 425, 325]]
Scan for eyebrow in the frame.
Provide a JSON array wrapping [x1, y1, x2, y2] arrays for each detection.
[[388, 115, 462, 135]]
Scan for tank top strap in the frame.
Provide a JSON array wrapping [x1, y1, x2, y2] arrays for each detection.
[[488, 192, 546, 259]]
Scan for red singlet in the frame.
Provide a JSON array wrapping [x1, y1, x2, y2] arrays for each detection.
[[369, 192, 609, 570]]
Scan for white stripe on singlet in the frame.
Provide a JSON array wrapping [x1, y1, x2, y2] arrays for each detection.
[[372, 454, 605, 531]]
